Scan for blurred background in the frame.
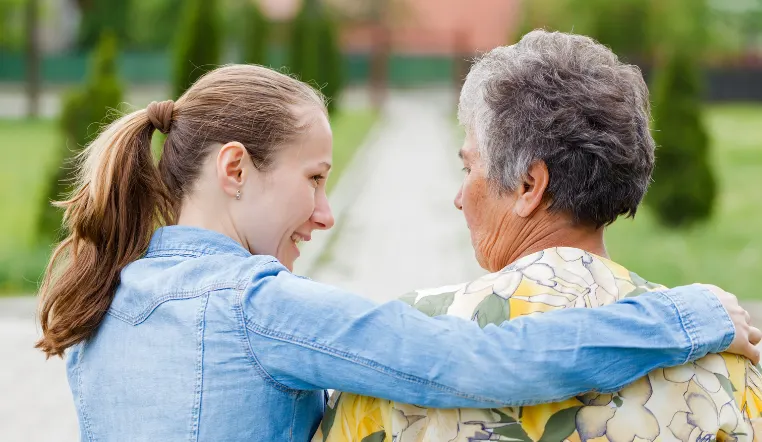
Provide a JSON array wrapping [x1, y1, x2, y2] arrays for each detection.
[[1, 0, 761, 440]]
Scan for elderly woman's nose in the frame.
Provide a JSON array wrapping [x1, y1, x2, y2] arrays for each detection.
[[454, 188, 464, 211]]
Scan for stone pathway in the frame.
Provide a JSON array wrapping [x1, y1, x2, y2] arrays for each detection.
[[0, 300, 78, 442], [304, 89, 484, 302]]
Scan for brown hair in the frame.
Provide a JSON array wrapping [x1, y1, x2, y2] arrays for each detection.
[[36, 65, 326, 357]]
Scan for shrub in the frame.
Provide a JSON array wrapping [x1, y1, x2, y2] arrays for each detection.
[[172, 0, 222, 98], [241, 0, 270, 66], [288, 0, 343, 113], [647, 49, 716, 227], [38, 32, 124, 239]]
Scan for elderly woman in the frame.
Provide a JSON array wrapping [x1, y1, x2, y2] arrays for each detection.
[[315, 30, 762, 441]]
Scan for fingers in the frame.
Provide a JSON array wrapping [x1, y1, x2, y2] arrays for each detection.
[[751, 326, 762, 346], [746, 343, 761, 365], [694, 283, 760, 363]]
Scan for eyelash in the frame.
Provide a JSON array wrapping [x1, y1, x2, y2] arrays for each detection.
[[462, 167, 471, 174], [312, 175, 326, 185]]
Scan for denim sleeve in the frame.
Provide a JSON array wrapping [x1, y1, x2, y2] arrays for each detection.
[[241, 268, 734, 407]]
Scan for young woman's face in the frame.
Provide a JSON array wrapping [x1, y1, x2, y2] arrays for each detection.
[[235, 107, 335, 270]]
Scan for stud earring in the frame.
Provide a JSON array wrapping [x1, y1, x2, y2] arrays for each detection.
[[235, 190, 241, 200]]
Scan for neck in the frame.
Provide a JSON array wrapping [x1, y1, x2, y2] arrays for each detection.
[[176, 196, 247, 250], [486, 213, 607, 271]]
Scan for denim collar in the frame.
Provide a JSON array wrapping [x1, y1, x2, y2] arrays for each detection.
[[145, 225, 252, 258]]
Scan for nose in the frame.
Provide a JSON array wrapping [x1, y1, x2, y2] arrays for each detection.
[[312, 192, 335, 230], [454, 187, 463, 211]]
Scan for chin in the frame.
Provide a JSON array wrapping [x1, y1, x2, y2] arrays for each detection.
[[470, 239, 487, 270], [473, 242, 492, 272], [475, 252, 490, 272]]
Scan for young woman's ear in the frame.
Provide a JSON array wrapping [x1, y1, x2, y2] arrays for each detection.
[[217, 142, 248, 199]]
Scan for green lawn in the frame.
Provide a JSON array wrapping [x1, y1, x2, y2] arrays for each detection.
[[0, 109, 377, 294], [327, 109, 378, 194], [606, 105, 762, 299]]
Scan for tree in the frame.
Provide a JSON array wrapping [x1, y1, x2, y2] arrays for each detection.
[[241, 0, 270, 65], [173, 0, 223, 98], [38, 32, 124, 238], [646, 49, 716, 227], [0, 0, 26, 50], [288, 0, 343, 113], [645, 0, 716, 227], [128, 0, 184, 50], [517, 0, 653, 61], [25, 0, 40, 118], [77, 0, 131, 49]]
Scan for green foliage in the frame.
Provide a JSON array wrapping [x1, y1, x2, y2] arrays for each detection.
[[128, 0, 183, 50], [0, 245, 51, 294], [650, 0, 709, 56], [700, 0, 762, 56], [647, 49, 716, 227], [518, 0, 652, 60], [0, 0, 25, 50], [172, 0, 222, 98], [78, 0, 131, 49], [572, 0, 652, 60], [646, 0, 715, 228], [241, 0, 270, 65], [514, 0, 571, 41], [288, 0, 343, 113], [517, 0, 728, 62], [38, 32, 124, 239]]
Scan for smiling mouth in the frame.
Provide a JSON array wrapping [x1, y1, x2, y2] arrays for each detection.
[[290, 233, 311, 248]]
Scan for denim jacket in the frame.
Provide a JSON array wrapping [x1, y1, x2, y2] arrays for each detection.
[[66, 226, 734, 441]]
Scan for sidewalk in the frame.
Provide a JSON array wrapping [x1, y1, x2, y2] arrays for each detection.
[[306, 89, 484, 302]]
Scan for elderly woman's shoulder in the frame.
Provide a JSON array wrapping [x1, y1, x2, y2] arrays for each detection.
[[399, 247, 668, 325]]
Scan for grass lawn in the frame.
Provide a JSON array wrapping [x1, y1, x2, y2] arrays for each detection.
[[605, 104, 762, 299], [0, 120, 62, 250], [0, 108, 377, 295], [327, 109, 378, 194]]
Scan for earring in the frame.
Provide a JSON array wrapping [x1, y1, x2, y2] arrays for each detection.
[[235, 190, 241, 200]]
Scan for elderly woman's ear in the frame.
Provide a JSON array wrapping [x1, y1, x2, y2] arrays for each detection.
[[514, 161, 550, 218]]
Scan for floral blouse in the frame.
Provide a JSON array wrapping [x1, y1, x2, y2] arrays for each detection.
[[313, 247, 762, 442]]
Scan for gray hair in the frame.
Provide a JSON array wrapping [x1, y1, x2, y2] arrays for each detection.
[[458, 30, 655, 227]]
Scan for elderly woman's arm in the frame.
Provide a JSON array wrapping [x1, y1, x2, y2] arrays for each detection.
[[242, 263, 742, 408]]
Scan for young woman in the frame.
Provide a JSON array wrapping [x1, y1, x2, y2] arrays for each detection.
[[37, 64, 756, 441]]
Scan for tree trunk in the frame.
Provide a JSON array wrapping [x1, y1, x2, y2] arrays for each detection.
[[369, 23, 389, 111], [452, 29, 471, 95], [25, 0, 41, 118]]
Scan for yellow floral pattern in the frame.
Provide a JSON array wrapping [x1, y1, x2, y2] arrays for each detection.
[[314, 248, 762, 442]]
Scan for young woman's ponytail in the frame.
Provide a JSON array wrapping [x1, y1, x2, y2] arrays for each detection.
[[36, 102, 175, 358]]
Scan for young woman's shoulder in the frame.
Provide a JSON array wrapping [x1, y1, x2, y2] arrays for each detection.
[[109, 253, 287, 323]]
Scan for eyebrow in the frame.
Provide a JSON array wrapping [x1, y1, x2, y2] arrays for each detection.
[[458, 149, 465, 160], [320, 161, 332, 171]]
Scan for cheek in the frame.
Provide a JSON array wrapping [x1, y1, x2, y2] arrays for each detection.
[[279, 179, 318, 232], [294, 186, 317, 223], [461, 176, 486, 228]]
